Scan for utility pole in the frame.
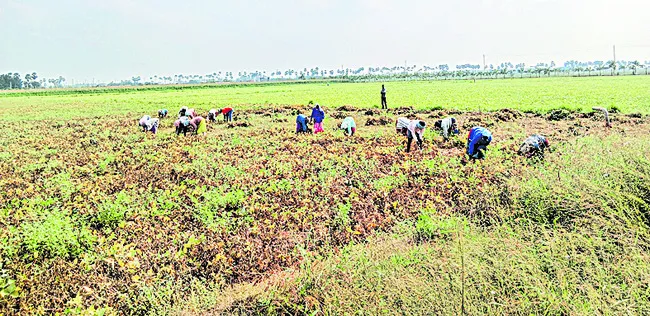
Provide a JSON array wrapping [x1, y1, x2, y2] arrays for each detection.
[[483, 54, 486, 70], [613, 45, 616, 75]]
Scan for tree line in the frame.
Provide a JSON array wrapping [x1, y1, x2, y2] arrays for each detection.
[[0, 72, 66, 90]]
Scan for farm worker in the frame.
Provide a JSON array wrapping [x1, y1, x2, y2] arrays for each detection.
[[186, 108, 197, 119], [466, 126, 492, 159], [189, 116, 207, 136], [138, 115, 152, 132], [144, 118, 159, 135], [219, 107, 234, 122], [310, 104, 325, 134], [208, 109, 218, 122], [175, 116, 192, 136], [395, 117, 410, 136], [158, 109, 168, 118], [296, 113, 310, 134], [518, 134, 550, 158], [178, 106, 188, 118], [434, 117, 459, 141], [381, 84, 387, 109], [405, 120, 426, 152], [339, 117, 356, 136]]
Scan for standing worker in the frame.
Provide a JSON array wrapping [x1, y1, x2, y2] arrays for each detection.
[[189, 116, 207, 136], [467, 126, 492, 159], [296, 113, 311, 134], [518, 134, 549, 158], [339, 116, 356, 136], [219, 107, 234, 122], [381, 84, 387, 109], [158, 109, 168, 118], [433, 117, 459, 141], [310, 104, 325, 134]]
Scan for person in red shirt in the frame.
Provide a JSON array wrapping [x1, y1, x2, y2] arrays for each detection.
[[219, 107, 234, 122]]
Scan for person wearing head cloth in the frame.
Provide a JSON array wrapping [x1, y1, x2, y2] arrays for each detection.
[[158, 109, 168, 118], [208, 109, 218, 122], [467, 126, 492, 159], [295, 113, 310, 134], [138, 115, 152, 132], [178, 106, 188, 118], [406, 119, 426, 152], [518, 134, 550, 159], [434, 117, 459, 141], [339, 116, 357, 136], [395, 117, 410, 136], [145, 118, 159, 135], [310, 104, 325, 134], [189, 116, 207, 136], [219, 107, 234, 122], [186, 108, 197, 119], [175, 116, 192, 136]]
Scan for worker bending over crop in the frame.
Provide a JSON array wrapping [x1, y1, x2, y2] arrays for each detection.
[[434, 117, 459, 141], [178, 106, 188, 118], [339, 117, 356, 136], [158, 109, 168, 118], [138, 115, 159, 135], [208, 109, 218, 122], [175, 116, 192, 136], [310, 104, 325, 134], [518, 134, 549, 158], [395, 117, 410, 136], [467, 126, 492, 159], [189, 116, 207, 136], [296, 113, 311, 134], [219, 107, 234, 122], [186, 108, 197, 119]]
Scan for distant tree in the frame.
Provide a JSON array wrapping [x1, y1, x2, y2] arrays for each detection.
[[629, 60, 641, 75]]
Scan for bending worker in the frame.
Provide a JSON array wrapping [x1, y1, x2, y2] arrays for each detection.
[[467, 126, 492, 159], [158, 109, 168, 118], [175, 116, 192, 136], [208, 109, 218, 122], [189, 116, 207, 136], [296, 113, 311, 134], [434, 117, 459, 141], [339, 116, 356, 136], [219, 107, 234, 122], [518, 134, 549, 158]]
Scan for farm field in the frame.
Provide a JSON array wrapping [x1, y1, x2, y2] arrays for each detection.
[[1, 77, 650, 314], [1, 76, 650, 121]]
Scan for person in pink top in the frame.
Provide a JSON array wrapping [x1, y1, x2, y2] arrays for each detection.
[[186, 108, 197, 118], [405, 119, 426, 152], [189, 116, 207, 136]]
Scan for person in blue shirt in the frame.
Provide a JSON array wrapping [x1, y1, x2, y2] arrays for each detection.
[[310, 104, 325, 134], [467, 126, 492, 159], [296, 113, 311, 134]]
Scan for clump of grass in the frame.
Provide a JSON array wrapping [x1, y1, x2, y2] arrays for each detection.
[[19, 211, 95, 260]]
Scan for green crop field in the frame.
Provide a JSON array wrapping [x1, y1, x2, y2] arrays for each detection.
[[1, 76, 649, 121], [1, 77, 650, 314]]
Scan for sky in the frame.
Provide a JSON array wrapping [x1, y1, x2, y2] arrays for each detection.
[[1, 0, 649, 83]]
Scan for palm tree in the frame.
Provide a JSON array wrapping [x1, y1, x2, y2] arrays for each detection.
[[629, 61, 641, 75]]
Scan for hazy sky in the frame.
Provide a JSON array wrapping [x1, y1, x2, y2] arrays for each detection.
[[1, 0, 649, 82]]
